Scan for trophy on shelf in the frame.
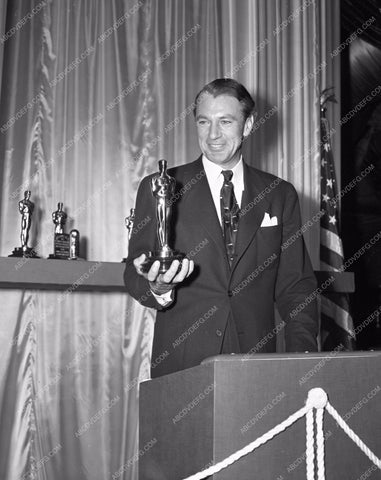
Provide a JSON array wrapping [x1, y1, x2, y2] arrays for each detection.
[[49, 202, 70, 259], [52, 201, 67, 235], [48, 202, 81, 260], [9, 190, 39, 258], [141, 159, 185, 274], [68, 229, 80, 260], [122, 207, 135, 263]]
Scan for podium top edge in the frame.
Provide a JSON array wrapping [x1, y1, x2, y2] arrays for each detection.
[[200, 351, 381, 365]]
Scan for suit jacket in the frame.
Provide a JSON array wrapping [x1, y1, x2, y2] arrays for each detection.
[[124, 157, 318, 377]]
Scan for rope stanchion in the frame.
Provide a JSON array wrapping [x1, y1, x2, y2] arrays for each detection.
[[306, 409, 315, 480], [182, 388, 380, 480], [307, 388, 327, 480], [182, 405, 309, 480], [316, 408, 325, 480], [326, 402, 381, 469]]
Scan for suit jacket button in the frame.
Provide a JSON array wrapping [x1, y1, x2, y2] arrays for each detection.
[[227, 290, 232, 297], [216, 329, 223, 337]]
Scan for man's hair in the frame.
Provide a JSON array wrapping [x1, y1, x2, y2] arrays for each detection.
[[193, 78, 255, 120]]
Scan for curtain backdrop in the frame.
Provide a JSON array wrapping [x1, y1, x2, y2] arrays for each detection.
[[0, 1, 338, 479], [0, 0, 7, 103]]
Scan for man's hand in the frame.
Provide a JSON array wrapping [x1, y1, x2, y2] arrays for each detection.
[[133, 254, 194, 295]]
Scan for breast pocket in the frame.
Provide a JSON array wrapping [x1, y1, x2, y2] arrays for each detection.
[[256, 224, 282, 265]]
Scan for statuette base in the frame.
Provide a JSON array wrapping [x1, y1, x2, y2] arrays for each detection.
[[9, 247, 39, 258], [141, 249, 186, 274]]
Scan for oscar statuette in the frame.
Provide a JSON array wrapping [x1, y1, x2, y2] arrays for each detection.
[[48, 202, 70, 259], [9, 190, 39, 258], [141, 159, 185, 274]]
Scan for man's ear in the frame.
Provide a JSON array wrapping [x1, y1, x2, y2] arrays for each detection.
[[243, 113, 255, 137]]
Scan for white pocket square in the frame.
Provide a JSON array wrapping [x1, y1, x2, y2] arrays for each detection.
[[261, 212, 278, 227]]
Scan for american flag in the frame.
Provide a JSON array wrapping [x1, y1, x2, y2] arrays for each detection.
[[320, 91, 356, 350]]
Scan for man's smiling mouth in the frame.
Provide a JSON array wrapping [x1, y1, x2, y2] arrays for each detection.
[[208, 144, 225, 150]]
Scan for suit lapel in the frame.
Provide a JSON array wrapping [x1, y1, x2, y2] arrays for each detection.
[[232, 163, 271, 271], [179, 157, 228, 262], [177, 158, 273, 275]]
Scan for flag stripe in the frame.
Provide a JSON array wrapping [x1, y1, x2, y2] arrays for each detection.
[[320, 227, 344, 258], [320, 260, 340, 272], [321, 295, 355, 337], [322, 291, 350, 310], [320, 245, 344, 271], [320, 314, 354, 350]]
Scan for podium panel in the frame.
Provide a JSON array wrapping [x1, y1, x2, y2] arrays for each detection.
[[139, 352, 381, 479]]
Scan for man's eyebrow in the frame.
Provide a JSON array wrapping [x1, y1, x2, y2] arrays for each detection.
[[196, 113, 238, 120]]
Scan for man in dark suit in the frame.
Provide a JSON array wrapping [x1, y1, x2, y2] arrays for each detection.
[[124, 78, 318, 378]]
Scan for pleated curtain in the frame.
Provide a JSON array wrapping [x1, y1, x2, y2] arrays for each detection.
[[0, 1, 339, 478]]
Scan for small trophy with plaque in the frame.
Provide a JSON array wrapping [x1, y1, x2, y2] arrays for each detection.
[[48, 203, 81, 260], [49, 202, 70, 259], [141, 159, 185, 274], [9, 190, 39, 258]]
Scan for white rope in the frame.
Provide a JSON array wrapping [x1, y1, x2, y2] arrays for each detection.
[[306, 408, 315, 480], [305, 388, 328, 480], [182, 405, 309, 480], [182, 388, 381, 480], [315, 407, 325, 480], [326, 402, 381, 469]]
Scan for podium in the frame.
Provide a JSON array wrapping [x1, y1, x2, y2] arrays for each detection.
[[139, 352, 381, 479]]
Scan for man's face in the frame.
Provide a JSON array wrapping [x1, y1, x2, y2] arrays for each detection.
[[195, 93, 253, 169]]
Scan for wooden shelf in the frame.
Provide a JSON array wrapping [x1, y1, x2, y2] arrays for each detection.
[[0, 257, 126, 292], [0, 257, 354, 293]]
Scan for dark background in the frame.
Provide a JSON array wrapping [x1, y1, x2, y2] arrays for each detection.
[[341, 0, 381, 349]]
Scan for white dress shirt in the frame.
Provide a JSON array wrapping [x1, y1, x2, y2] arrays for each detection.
[[202, 155, 244, 223]]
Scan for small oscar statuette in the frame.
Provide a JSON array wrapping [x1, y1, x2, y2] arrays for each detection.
[[141, 159, 185, 274], [48, 202, 70, 259], [9, 190, 39, 258], [48, 204, 82, 260]]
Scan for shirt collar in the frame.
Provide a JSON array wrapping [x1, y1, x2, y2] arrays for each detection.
[[201, 155, 245, 210], [202, 155, 244, 181]]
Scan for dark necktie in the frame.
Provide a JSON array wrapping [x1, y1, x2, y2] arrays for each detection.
[[220, 170, 240, 267]]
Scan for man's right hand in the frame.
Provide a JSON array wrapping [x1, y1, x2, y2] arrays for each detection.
[[133, 254, 194, 295]]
